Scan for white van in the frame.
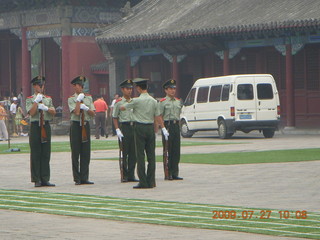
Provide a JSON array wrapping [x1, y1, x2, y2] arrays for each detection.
[[180, 74, 280, 139]]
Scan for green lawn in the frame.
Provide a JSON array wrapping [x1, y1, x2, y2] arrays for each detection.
[[0, 140, 234, 154], [0, 189, 319, 239], [96, 148, 320, 165]]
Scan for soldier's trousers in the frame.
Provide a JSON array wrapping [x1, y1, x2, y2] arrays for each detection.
[[70, 121, 91, 183], [29, 122, 51, 183], [134, 123, 156, 188], [162, 121, 181, 178], [120, 123, 136, 180]]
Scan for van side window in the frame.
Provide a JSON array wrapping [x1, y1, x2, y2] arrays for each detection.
[[237, 84, 253, 100], [197, 87, 209, 103], [221, 84, 230, 101], [257, 83, 273, 100], [184, 88, 196, 106], [209, 85, 222, 102]]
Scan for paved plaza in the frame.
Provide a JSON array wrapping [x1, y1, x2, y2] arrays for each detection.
[[0, 131, 319, 239]]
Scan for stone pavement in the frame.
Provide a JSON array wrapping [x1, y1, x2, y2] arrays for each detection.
[[0, 131, 319, 239]]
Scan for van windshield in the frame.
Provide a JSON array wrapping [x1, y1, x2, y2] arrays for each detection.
[[184, 88, 196, 106], [237, 84, 253, 100]]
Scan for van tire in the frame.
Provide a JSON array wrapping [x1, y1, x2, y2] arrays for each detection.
[[218, 120, 233, 139], [263, 129, 275, 138], [180, 120, 194, 138]]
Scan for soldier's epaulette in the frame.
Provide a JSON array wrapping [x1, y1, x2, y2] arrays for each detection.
[[68, 95, 74, 98], [175, 97, 181, 101], [27, 96, 33, 99], [45, 95, 51, 98], [160, 98, 167, 102], [116, 98, 122, 103], [85, 93, 91, 96]]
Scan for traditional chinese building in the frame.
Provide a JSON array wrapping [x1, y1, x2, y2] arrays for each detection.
[[96, 0, 320, 128], [0, 0, 140, 117]]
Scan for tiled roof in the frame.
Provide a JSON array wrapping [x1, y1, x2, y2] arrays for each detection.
[[96, 0, 320, 44]]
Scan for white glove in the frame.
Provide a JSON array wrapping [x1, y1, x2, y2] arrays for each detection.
[[76, 93, 85, 102], [38, 103, 48, 111], [33, 93, 43, 103], [162, 127, 169, 141], [116, 128, 124, 141], [80, 103, 89, 111]]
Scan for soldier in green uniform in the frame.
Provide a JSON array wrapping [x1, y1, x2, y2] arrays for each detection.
[[112, 79, 138, 182], [159, 79, 183, 180], [26, 76, 56, 187], [68, 75, 95, 185], [121, 78, 169, 189]]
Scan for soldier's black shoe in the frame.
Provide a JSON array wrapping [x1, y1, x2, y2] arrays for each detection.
[[42, 182, 55, 187], [172, 176, 183, 180], [75, 181, 81, 185], [81, 180, 94, 184], [133, 184, 151, 189], [34, 181, 42, 187], [165, 176, 173, 180], [127, 178, 139, 182]]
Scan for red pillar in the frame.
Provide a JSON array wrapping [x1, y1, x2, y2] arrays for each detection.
[[61, 35, 71, 119], [223, 50, 229, 75], [21, 27, 31, 97], [285, 44, 295, 127], [172, 55, 179, 97]]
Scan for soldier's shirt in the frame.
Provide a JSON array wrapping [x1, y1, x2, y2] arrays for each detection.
[[68, 93, 95, 121], [123, 92, 160, 124], [112, 97, 134, 122], [159, 96, 183, 121], [26, 94, 55, 122]]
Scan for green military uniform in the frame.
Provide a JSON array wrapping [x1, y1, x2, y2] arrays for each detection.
[[112, 80, 137, 181], [26, 76, 55, 186], [159, 79, 183, 179], [124, 78, 160, 188], [68, 76, 95, 184]]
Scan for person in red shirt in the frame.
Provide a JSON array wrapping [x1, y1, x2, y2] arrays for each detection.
[[93, 95, 108, 139]]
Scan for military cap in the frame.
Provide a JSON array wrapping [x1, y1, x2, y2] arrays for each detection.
[[163, 79, 176, 89], [132, 78, 149, 86], [31, 76, 45, 85], [119, 79, 133, 88], [71, 75, 86, 86]]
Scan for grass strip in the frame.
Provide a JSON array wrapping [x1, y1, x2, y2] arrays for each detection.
[[0, 140, 234, 154], [0, 189, 319, 239], [96, 148, 320, 165]]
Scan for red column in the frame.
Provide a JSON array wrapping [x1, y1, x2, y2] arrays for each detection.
[[223, 50, 229, 75], [21, 27, 31, 97], [61, 35, 71, 119], [172, 55, 179, 96], [285, 44, 295, 127]]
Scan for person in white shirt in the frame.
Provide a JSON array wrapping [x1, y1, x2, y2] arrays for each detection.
[[10, 97, 18, 136]]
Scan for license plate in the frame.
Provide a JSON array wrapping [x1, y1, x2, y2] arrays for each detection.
[[240, 114, 252, 119]]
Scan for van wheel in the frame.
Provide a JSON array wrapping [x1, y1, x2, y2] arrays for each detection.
[[263, 129, 275, 138], [218, 120, 233, 139], [180, 120, 194, 138]]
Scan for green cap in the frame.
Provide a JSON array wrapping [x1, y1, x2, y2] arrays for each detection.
[[163, 79, 176, 89], [71, 75, 86, 86], [133, 78, 149, 86], [31, 76, 45, 85], [119, 79, 133, 88]]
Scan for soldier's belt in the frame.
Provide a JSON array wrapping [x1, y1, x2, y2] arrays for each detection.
[[72, 120, 88, 125], [120, 121, 134, 126], [31, 121, 49, 125], [164, 120, 180, 124]]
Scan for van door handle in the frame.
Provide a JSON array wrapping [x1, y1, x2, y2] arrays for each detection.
[[258, 101, 261, 106]]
